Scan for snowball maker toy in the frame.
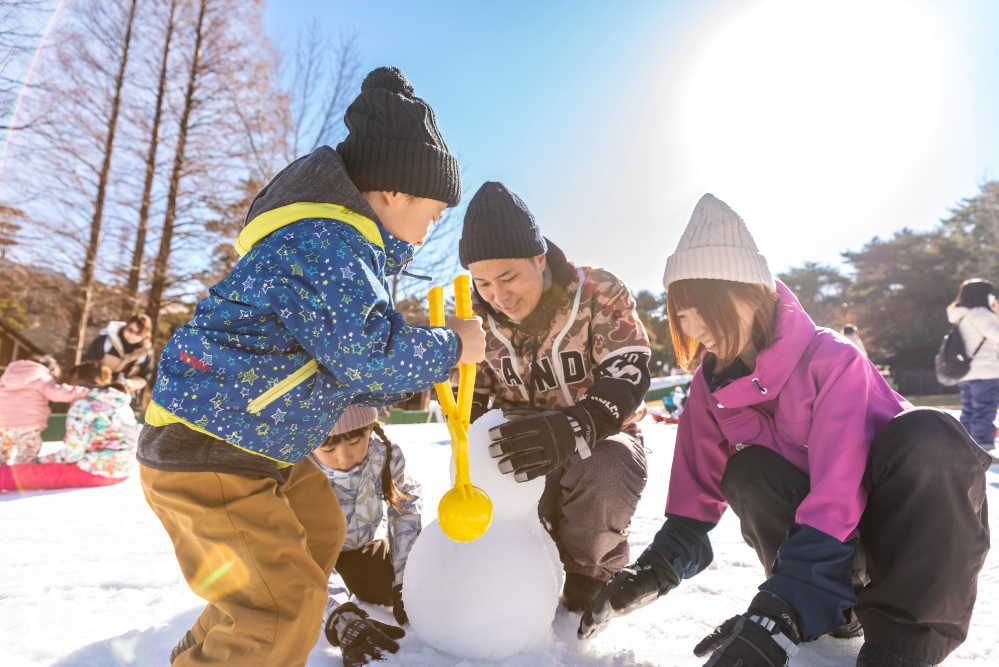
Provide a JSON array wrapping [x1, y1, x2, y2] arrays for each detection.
[[430, 276, 493, 542]]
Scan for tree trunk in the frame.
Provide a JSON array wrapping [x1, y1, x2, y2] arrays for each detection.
[[62, 0, 139, 369], [123, 0, 178, 317], [147, 0, 207, 339]]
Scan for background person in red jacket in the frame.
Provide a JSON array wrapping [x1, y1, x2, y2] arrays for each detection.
[[453, 181, 652, 613]]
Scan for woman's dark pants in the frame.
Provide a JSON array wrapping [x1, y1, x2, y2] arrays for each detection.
[[720, 409, 991, 664], [958, 378, 999, 449]]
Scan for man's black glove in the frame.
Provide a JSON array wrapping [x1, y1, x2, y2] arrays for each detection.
[[578, 550, 680, 639], [392, 584, 408, 625], [693, 592, 803, 667], [487, 405, 596, 482], [325, 602, 405, 667]]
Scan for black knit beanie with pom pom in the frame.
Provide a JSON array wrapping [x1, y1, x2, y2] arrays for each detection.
[[337, 67, 461, 207]]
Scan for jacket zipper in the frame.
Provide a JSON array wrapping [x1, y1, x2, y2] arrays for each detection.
[[247, 360, 319, 414]]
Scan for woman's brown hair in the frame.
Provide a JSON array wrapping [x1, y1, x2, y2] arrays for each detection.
[[666, 279, 779, 371], [320, 422, 409, 510], [68, 360, 112, 387], [125, 314, 153, 341]]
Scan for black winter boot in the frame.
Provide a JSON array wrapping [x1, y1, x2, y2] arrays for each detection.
[[169, 630, 198, 665], [857, 642, 938, 667], [826, 608, 865, 639], [561, 573, 606, 612]]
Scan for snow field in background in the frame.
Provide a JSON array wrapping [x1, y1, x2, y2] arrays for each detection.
[[2, 414, 997, 666]]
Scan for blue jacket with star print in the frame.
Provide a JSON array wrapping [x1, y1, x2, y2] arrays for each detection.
[[146, 147, 459, 464]]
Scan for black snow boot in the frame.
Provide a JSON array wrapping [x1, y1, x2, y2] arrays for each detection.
[[561, 572, 606, 612], [857, 642, 938, 667], [169, 630, 198, 665], [826, 608, 865, 639]]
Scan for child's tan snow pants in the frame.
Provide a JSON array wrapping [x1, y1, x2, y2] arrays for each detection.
[[141, 457, 346, 667]]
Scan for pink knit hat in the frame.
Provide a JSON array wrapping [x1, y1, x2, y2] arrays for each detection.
[[330, 406, 378, 436]]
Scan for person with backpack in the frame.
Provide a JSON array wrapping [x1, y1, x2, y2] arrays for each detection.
[[945, 279, 999, 451], [579, 195, 992, 667]]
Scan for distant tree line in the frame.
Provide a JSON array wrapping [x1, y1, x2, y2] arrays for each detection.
[[632, 181, 999, 373]]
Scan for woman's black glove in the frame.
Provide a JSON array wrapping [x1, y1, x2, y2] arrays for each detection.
[[325, 602, 405, 667], [694, 592, 803, 667], [488, 405, 596, 482], [392, 584, 408, 625], [578, 551, 680, 639]]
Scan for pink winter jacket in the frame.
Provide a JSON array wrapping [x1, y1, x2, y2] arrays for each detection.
[[665, 281, 912, 542], [0, 360, 90, 430]]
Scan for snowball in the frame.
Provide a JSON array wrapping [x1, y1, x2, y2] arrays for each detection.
[[406, 409, 562, 660]]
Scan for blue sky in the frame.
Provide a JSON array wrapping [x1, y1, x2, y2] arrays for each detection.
[[266, 0, 999, 295]]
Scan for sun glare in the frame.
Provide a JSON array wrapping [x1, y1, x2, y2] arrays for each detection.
[[674, 0, 946, 261]]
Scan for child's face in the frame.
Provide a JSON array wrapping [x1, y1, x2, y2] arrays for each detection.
[[363, 191, 448, 246], [313, 425, 373, 472], [469, 256, 547, 322]]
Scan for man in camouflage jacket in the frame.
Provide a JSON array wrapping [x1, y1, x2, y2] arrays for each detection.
[[452, 182, 651, 612]]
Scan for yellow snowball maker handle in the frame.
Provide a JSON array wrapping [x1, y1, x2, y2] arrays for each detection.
[[430, 276, 493, 542]]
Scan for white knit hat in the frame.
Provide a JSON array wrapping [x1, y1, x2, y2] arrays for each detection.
[[663, 194, 775, 291], [330, 406, 378, 436]]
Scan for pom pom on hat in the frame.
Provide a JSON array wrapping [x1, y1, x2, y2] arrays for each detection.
[[663, 194, 775, 291], [330, 406, 378, 437], [361, 66, 416, 99]]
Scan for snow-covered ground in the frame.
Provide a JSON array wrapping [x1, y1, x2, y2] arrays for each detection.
[[3, 414, 998, 667]]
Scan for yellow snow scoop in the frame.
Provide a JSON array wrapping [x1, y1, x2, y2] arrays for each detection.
[[430, 276, 493, 542]]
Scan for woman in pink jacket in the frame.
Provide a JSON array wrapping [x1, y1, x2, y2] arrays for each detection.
[[579, 195, 991, 667], [0, 358, 89, 463]]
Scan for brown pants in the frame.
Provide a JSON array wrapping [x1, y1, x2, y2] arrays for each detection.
[[141, 458, 346, 667], [335, 538, 395, 606], [539, 432, 648, 581]]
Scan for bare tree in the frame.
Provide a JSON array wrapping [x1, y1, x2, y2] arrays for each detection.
[[145, 0, 206, 337], [286, 21, 360, 158], [0, 0, 49, 129], [122, 0, 177, 316]]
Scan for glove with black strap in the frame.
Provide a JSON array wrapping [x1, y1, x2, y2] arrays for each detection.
[[693, 592, 803, 667], [487, 405, 596, 482], [391, 584, 408, 625], [325, 602, 405, 667], [578, 550, 680, 639]]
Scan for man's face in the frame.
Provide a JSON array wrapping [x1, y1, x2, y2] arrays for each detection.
[[469, 256, 546, 322]]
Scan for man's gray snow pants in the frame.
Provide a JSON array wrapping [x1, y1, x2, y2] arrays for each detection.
[[539, 431, 648, 581]]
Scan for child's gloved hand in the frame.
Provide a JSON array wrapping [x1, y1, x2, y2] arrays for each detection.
[[446, 314, 486, 364], [325, 602, 405, 667], [392, 584, 408, 625]]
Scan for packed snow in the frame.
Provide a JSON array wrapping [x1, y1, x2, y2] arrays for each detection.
[[3, 412, 998, 667], [404, 410, 562, 660]]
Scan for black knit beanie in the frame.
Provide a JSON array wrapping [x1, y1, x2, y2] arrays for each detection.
[[459, 182, 547, 268], [337, 67, 461, 207]]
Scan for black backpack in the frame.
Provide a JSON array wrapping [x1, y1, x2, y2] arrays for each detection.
[[935, 321, 985, 386]]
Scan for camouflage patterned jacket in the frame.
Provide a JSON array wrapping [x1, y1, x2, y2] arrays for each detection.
[[452, 242, 651, 437]]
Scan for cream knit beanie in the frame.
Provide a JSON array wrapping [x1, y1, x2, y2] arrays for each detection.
[[663, 194, 775, 291], [330, 406, 378, 436]]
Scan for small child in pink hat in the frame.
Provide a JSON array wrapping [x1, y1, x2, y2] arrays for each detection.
[[311, 406, 423, 663]]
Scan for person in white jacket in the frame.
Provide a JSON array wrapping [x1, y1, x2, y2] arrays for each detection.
[[946, 279, 999, 450]]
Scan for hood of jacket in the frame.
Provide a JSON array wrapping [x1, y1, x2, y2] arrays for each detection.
[[947, 304, 972, 324], [0, 360, 50, 390], [709, 280, 818, 409], [87, 386, 131, 407], [236, 146, 413, 276], [473, 239, 576, 337]]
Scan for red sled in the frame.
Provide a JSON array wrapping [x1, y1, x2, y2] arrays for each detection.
[[650, 412, 680, 424], [0, 463, 127, 492]]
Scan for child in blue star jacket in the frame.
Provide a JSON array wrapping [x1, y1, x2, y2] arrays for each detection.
[[139, 67, 486, 667]]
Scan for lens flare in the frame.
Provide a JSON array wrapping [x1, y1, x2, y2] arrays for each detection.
[[191, 543, 251, 602]]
